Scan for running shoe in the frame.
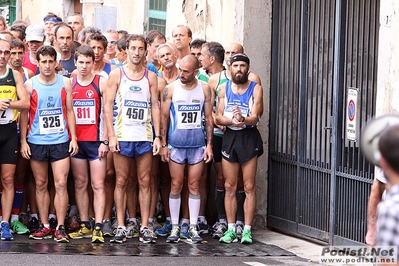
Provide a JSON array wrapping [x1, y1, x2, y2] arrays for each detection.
[[236, 223, 244, 240], [240, 228, 252, 244], [219, 228, 238, 243], [92, 226, 104, 243], [126, 221, 139, 238], [102, 218, 114, 237], [187, 227, 203, 243], [28, 217, 40, 233], [31, 224, 52, 240], [166, 226, 180, 243], [155, 220, 172, 236], [10, 220, 30, 235], [139, 226, 153, 244], [68, 223, 93, 239], [68, 215, 80, 231], [49, 217, 57, 233], [1, 222, 14, 240], [196, 218, 209, 234], [54, 225, 69, 243], [212, 222, 227, 239], [151, 219, 162, 231], [110, 227, 126, 243], [179, 222, 189, 239]]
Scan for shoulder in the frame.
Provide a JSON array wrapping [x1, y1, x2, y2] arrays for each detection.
[[249, 72, 262, 85]]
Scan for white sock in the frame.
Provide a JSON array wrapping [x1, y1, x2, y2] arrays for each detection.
[[188, 194, 200, 226], [169, 193, 181, 225], [11, 214, 19, 223], [244, 225, 251, 232], [198, 215, 206, 223], [228, 223, 236, 231]]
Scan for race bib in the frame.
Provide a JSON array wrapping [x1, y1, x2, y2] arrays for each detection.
[[73, 99, 96, 124], [123, 99, 148, 125], [38, 108, 65, 134], [177, 104, 201, 129], [0, 98, 13, 124]]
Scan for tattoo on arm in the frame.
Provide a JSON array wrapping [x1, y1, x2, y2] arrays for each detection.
[[162, 87, 169, 102]]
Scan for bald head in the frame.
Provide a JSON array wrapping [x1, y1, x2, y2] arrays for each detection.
[[180, 54, 199, 71], [225, 42, 244, 66]]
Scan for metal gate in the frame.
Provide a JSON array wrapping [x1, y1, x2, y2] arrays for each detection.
[[268, 0, 379, 245]]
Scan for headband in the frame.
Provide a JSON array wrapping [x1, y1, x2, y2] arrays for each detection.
[[230, 54, 250, 65], [44, 17, 60, 23]]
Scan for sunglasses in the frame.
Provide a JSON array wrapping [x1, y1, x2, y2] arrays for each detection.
[[108, 40, 116, 45], [0, 49, 10, 56]]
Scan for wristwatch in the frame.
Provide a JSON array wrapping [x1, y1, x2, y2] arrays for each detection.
[[155, 135, 162, 140], [102, 140, 109, 145]]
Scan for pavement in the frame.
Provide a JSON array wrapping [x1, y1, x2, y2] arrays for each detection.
[[254, 229, 324, 264]]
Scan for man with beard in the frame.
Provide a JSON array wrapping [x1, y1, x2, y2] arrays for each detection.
[[159, 55, 214, 244], [215, 54, 263, 245]]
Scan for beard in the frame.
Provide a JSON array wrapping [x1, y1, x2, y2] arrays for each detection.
[[232, 72, 249, 84]]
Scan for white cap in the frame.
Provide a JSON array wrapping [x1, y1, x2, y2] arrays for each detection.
[[26, 24, 45, 42]]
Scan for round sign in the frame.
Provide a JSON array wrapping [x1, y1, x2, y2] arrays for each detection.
[[348, 100, 355, 121]]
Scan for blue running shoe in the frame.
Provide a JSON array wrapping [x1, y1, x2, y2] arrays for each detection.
[[155, 220, 172, 236], [180, 222, 189, 239], [1, 222, 14, 240]]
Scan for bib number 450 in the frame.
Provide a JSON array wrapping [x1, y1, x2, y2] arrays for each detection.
[[126, 108, 144, 120]]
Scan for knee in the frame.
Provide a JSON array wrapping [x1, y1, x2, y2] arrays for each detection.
[[115, 175, 128, 189], [74, 176, 87, 191], [170, 179, 183, 194], [2, 174, 14, 190], [138, 174, 150, 188], [244, 182, 256, 195]]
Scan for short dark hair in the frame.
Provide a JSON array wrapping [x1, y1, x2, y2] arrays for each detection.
[[203, 41, 225, 64], [36, 45, 57, 61], [10, 39, 25, 51], [146, 30, 166, 46], [54, 23, 74, 39], [116, 36, 128, 51], [117, 30, 129, 38], [78, 26, 101, 43], [87, 33, 108, 49], [9, 24, 26, 41], [74, 45, 95, 62], [190, 38, 206, 50], [379, 124, 399, 174], [126, 34, 147, 51]]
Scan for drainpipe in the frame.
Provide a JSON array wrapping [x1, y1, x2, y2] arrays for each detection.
[[16, 0, 21, 20], [330, 0, 343, 246]]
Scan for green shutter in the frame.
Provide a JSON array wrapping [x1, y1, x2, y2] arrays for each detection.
[[0, 0, 16, 25], [147, 0, 167, 34]]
